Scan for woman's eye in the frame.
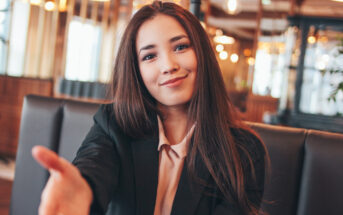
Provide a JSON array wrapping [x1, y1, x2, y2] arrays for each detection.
[[175, 44, 189, 52], [142, 54, 155, 61]]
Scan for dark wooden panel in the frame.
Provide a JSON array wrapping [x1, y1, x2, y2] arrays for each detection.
[[0, 178, 12, 215], [244, 94, 279, 123], [0, 75, 53, 156]]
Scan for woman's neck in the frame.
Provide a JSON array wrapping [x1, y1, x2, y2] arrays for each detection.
[[158, 104, 190, 145]]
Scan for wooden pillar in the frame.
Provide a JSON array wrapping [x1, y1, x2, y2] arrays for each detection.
[[60, 0, 75, 79], [80, 0, 89, 22], [290, 0, 296, 16], [105, 0, 120, 82], [127, 0, 133, 21], [45, 0, 60, 79], [248, 0, 262, 90], [26, 0, 46, 77], [91, 1, 99, 24], [97, 0, 111, 82]]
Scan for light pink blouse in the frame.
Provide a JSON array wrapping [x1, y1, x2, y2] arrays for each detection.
[[153, 117, 195, 215]]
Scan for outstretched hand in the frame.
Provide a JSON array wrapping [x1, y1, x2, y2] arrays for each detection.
[[32, 146, 93, 215]]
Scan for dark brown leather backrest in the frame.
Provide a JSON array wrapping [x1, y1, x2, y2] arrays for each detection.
[[10, 95, 343, 215], [10, 95, 99, 215], [249, 123, 306, 215], [297, 130, 343, 215]]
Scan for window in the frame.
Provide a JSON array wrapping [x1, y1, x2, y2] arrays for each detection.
[[6, 0, 30, 76], [253, 35, 286, 98], [64, 17, 102, 82], [300, 26, 343, 116], [0, 0, 12, 74]]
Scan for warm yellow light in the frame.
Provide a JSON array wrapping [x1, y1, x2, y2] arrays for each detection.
[[208, 27, 217, 36], [332, 0, 343, 2], [308, 36, 316, 44], [243, 49, 251, 57], [45, 1, 55, 11], [133, 0, 156, 11], [318, 36, 328, 43], [230, 53, 239, 63], [219, 51, 228, 60], [200, 21, 206, 29], [59, 0, 67, 11], [30, 0, 41, 5], [216, 44, 224, 52], [247, 57, 255, 65], [214, 35, 235, 44], [215, 29, 223, 36], [227, 0, 238, 14]]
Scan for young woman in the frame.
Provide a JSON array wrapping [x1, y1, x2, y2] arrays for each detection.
[[32, 1, 269, 215]]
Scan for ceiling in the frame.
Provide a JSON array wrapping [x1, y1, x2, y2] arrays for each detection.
[[208, 0, 343, 40]]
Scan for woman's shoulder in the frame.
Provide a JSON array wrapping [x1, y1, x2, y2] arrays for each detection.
[[94, 103, 114, 123], [92, 103, 123, 135]]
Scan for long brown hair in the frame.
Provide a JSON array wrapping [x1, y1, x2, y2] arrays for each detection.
[[111, 1, 268, 214]]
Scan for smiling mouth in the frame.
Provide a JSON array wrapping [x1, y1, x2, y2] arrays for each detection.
[[159, 74, 188, 86]]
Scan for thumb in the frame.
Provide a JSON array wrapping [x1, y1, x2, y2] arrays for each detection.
[[32, 146, 65, 174]]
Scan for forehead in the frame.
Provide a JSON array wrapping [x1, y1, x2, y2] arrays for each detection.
[[136, 14, 188, 48]]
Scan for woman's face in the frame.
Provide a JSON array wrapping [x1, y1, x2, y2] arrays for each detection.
[[136, 14, 197, 108]]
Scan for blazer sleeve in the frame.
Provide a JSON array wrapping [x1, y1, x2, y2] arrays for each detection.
[[212, 129, 266, 215], [72, 104, 120, 214]]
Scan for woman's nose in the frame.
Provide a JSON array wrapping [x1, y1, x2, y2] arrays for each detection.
[[160, 53, 179, 74]]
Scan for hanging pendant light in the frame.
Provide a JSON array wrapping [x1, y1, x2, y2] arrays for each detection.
[[30, 0, 41, 6], [59, 0, 67, 11], [227, 0, 241, 14], [44, 0, 56, 11]]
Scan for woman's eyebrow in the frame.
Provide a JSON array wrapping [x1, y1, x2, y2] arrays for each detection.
[[139, 44, 155, 55], [170, 35, 188, 43]]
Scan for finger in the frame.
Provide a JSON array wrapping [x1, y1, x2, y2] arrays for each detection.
[[32, 146, 64, 173]]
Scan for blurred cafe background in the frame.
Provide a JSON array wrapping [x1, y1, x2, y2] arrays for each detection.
[[0, 0, 342, 213]]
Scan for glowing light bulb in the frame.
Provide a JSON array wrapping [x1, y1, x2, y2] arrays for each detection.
[[216, 44, 224, 52], [308, 36, 316, 44], [213, 35, 235, 44], [219, 51, 228, 60], [59, 0, 67, 11], [230, 53, 239, 63], [227, 0, 238, 14], [243, 49, 251, 57], [200, 21, 206, 29], [30, 0, 41, 5], [247, 57, 255, 65], [45, 1, 55, 11], [216, 29, 223, 36]]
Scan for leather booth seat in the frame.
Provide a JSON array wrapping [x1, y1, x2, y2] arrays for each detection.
[[10, 95, 343, 215]]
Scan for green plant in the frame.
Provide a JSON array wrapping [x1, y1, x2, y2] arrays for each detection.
[[327, 38, 343, 102]]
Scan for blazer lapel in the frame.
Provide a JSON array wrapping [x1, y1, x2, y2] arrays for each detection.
[[131, 123, 159, 215], [171, 155, 211, 215]]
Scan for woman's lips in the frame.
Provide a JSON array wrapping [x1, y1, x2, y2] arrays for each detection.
[[159, 74, 188, 87]]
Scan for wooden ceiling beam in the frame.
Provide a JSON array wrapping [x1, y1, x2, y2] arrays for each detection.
[[210, 4, 288, 20]]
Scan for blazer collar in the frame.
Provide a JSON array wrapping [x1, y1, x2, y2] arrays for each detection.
[[130, 116, 159, 215], [130, 116, 211, 215]]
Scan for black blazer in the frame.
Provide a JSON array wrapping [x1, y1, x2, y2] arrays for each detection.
[[72, 104, 265, 215]]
